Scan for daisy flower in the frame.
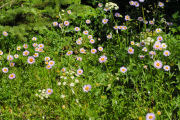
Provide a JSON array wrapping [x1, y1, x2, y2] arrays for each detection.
[[83, 30, 89, 35], [38, 44, 44, 49], [157, 111, 161, 115], [61, 67, 66, 72], [3, 31, 8, 36], [45, 57, 50, 61], [122, 26, 127, 30], [66, 51, 73, 56], [76, 57, 82, 61], [39, 48, 44, 52], [49, 60, 55, 66], [46, 88, 53, 95], [98, 47, 103, 51], [118, 26, 123, 30], [23, 44, 28, 49], [23, 50, 30, 56], [113, 25, 119, 30], [146, 113, 155, 120], [143, 20, 148, 24], [88, 35, 93, 39], [0, 50, 3, 55], [9, 73, 16, 79], [142, 47, 148, 52], [98, 3, 103, 7], [33, 53, 39, 58], [77, 69, 83, 75], [64, 21, 70, 26], [140, 41, 146, 46], [120, 67, 127, 73], [80, 48, 86, 54], [78, 37, 82, 41], [32, 37, 37, 41], [134, 1, 139, 7], [115, 12, 121, 17], [10, 62, 15, 67], [89, 39, 95, 44], [14, 54, 19, 58], [86, 19, 91, 24], [149, 20, 154, 25], [91, 49, 97, 54], [157, 36, 163, 42], [139, 0, 145, 2], [125, 15, 130, 21], [2, 67, 8, 73], [52, 22, 58, 27], [156, 28, 162, 33], [104, 7, 110, 12], [107, 34, 112, 39], [138, 17, 143, 22], [128, 47, 134, 54], [161, 43, 167, 49], [59, 23, 63, 28], [74, 27, 80, 32], [99, 55, 107, 63], [130, 41, 135, 45], [27, 56, 35, 64], [46, 65, 52, 69], [7, 55, 14, 61], [153, 41, 161, 50], [158, 2, 164, 7], [67, 10, 71, 14], [76, 40, 82, 45], [163, 65, 170, 71], [149, 51, 156, 56], [102, 18, 108, 24], [139, 55, 145, 59], [154, 60, 163, 69], [163, 50, 170, 56], [33, 43, 38, 47], [129, 1, 135, 6], [17, 46, 21, 51], [83, 85, 91, 92]]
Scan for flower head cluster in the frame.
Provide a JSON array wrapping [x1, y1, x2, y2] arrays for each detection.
[[35, 89, 53, 100], [105, 2, 119, 10]]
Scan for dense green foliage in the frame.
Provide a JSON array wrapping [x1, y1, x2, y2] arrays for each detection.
[[0, 0, 180, 119]]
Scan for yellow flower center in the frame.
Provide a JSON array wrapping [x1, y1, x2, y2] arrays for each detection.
[[101, 58, 105, 61], [156, 63, 160, 66], [48, 89, 52, 93], [149, 115, 153, 119], [85, 86, 89, 91], [29, 58, 34, 62], [129, 49, 132, 52]]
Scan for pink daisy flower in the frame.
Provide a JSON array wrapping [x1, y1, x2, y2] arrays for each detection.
[[77, 69, 83, 75], [154, 60, 163, 69], [120, 67, 127, 73], [99, 55, 107, 63], [27, 56, 35, 64], [128, 47, 134, 54], [9, 73, 16, 79], [46, 88, 53, 95], [83, 85, 91, 92]]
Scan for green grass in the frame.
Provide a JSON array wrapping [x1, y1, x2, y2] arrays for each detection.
[[0, 0, 180, 120]]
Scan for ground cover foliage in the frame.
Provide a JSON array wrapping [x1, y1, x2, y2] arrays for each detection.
[[0, 0, 180, 119]]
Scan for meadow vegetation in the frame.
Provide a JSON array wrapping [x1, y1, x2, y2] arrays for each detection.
[[0, 0, 180, 119]]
